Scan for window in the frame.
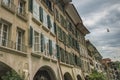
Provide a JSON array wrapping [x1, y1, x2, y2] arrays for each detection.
[[57, 27, 63, 41], [33, 0, 39, 20], [18, 0, 26, 14], [60, 48, 65, 62], [56, 44, 60, 59], [44, 0, 52, 11], [65, 52, 69, 64], [50, 19, 55, 34], [41, 34, 49, 56], [63, 32, 66, 44], [43, 10, 48, 28], [49, 39, 52, 55], [16, 28, 24, 51], [0, 23, 9, 47], [52, 41, 57, 59], [55, 9, 59, 22], [39, 7, 43, 22], [60, 15, 64, 26], [3, 0, 11, 5], [33, 31, 40, 53], [47, 15, 52, 29]]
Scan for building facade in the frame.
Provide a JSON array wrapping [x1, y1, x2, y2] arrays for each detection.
[[0, 0, 91, 80], [102, 59, 120, 80], [86, 40, 103, 74]]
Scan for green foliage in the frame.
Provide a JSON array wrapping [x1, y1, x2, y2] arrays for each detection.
[[89, 70, 107, 80], [1, 70, 23, 80]]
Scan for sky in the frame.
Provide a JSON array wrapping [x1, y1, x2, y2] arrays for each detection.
[[72, 0, 120, 61]]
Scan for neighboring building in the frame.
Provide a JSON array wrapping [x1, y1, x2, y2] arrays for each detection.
[[102, 59, 120, 80], [0, 0, 91, 80], [86, 40, 103, 74]]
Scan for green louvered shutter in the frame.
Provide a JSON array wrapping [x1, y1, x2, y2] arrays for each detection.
[[41, 33, 44, 52], [58, 27, 61, 40], [29, 26, 33, 47], [29, 0, 33, 13], [47, 15, 52, 29], [54, 22, 57, 34], [56, 45, 60, 59], [49, 39, 52, 55], [70, 54, 73, 65], [68, 35, 70, 47], [39, 7, 43, 22]]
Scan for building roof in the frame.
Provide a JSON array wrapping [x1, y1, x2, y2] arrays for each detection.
[[65, 4, 90, 35], [86, 40, 103, 60]]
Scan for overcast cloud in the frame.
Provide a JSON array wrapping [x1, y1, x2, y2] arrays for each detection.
[[72, 0, 120, 61]]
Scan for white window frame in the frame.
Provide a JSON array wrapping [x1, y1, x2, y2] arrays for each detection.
[[50, 18, 55, 34], [0, 22, 9, 47], [18, 0, 25, 14], [33, 31, 41, 53], [16, 28, 24, 51], [43, 10, 48, 28], [52, 41, 57, 59], [44, 36, 49, 56], [33, 0, 39, 20]]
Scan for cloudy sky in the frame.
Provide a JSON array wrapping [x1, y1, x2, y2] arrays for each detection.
[[72, 0, 120, 61]]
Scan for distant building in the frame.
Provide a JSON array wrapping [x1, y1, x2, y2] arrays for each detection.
[[102, 59, 120, 80], [86, 40, 103, 74]]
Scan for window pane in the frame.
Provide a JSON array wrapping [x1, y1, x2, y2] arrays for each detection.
[[0, 23, 2, 38], [17, 29, 23, 51], [33, 0, 39, 20], [34, 31, 40, 52]]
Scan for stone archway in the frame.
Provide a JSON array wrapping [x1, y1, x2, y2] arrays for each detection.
[[0, 62, 12, 79], [77, 75, 82, 80], [0, 61, 22, 80], [33, 66, 57, 80], [64, 72, 73, 80]]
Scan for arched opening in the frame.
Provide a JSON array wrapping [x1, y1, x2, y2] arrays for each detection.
[[64, 72, 73, 80], [33, 66, 57, 80], [77, 75, 82, 80], [0, 62, 12, 79], [0, 61, 21, 80]]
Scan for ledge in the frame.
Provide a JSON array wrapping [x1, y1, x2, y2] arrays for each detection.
[[60, 62, 73, 68], [32, 17, 41, 26], [42, 25, 49, 32], [16, 13, 28, 22], [1, 3, 15, 14], [0, 46, 27, 57], [50, 32, 56, 37], [51, 58, 57, 63], [31, 52, 42, 58], [43, 55, 50, 61]]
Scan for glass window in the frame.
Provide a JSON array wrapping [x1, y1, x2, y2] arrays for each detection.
[[42, 36, 49, 56], [52, 41, 57, 59], [55, 9, 59, 22], [33, 31, 40, 53], [0, 23, 9, 46], [43, 10, 48, 28], [3, 0, 11, 5], [18, 0, 25, 14], [16, 29, 24, 51], [50, 19, 55, 34], [33, 0, 39, 20]]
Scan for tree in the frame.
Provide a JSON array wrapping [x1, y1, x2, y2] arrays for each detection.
[[89, 70, 107, 80], [1, 70, 23, 80]]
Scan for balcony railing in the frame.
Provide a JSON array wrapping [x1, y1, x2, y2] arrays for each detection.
[[1, 0, 15, 13], [0, 36, 27, 53], [17, 7, 28, 21]]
